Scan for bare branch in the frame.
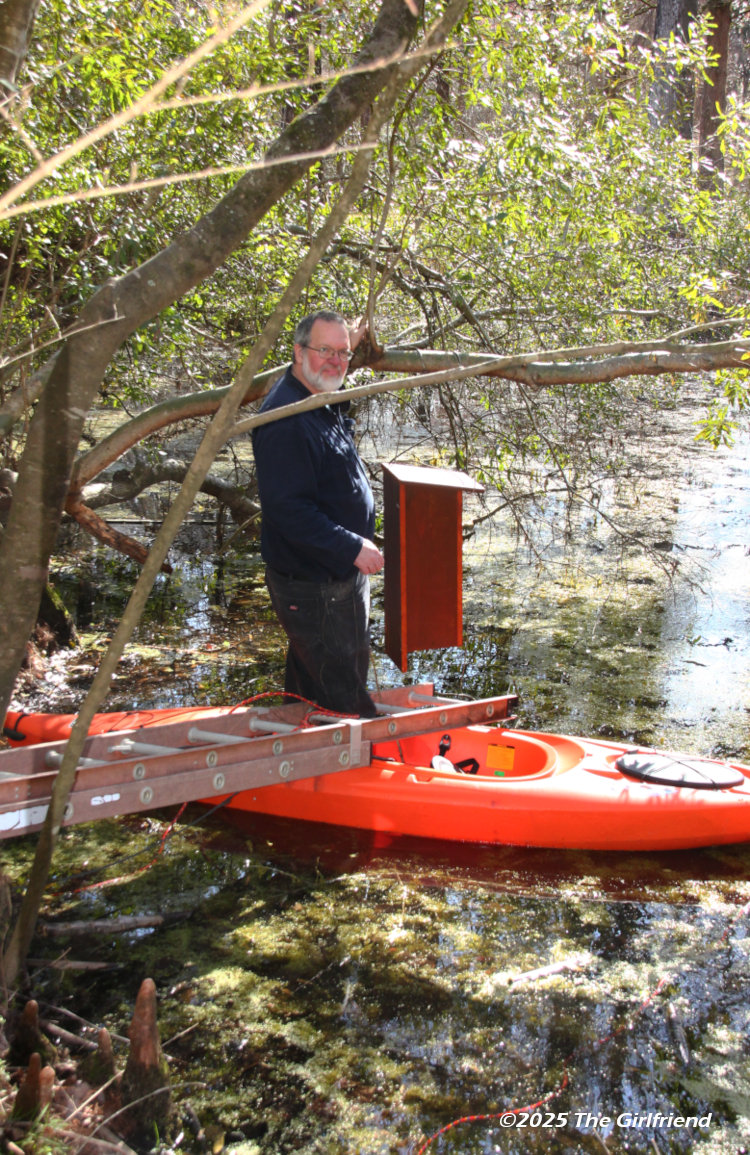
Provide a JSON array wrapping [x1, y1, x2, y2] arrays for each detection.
[[230, 337, 750, 438], [64, 499, 173, 572], [69, 364, 281, 491], [0, 1, 270, 216], [0, 141, 377, 223], [66, 333, 750, 503]]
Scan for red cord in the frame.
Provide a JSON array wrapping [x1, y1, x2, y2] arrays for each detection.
[[48, 802, 188, 897], [413, 1075, 570, 1155], [412, 972, 687, 1153]]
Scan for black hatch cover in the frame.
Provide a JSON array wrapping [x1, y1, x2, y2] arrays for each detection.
[[615, 752, 745, 791]]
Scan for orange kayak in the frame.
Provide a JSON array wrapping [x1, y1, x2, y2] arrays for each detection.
[[4, 698, 750, 850], [3, 703, 232, 746], [218, 725, 750, 852]]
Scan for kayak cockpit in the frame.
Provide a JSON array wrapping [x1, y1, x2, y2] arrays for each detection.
[[372, 726, 586, 782]]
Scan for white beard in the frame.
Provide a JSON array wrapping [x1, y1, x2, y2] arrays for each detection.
[[299, 349, 346, 393]]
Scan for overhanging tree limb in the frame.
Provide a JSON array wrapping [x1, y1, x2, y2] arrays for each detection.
[[361, 336, 750, 387], [1, 0, 469, 989], [0, 0, 435, 727], [229, 338, 750, 437], [54, 331, 749, 572], [68, 334, 750, 496]]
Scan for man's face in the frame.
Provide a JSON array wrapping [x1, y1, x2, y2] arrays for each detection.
[[294, 320, 351, 394]]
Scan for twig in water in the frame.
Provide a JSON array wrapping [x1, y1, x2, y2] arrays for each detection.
[[508, 952, 591, 987]]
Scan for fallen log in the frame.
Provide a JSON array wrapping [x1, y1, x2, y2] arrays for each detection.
[[40, 1017, 98, 1053], [39, 914, 176, 936], [27, 957, 115, 971]]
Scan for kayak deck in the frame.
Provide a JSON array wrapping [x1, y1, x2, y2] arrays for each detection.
[[3, 686, 750, 850], [0, 686, 514, 840], [217, 724, 750, 851]]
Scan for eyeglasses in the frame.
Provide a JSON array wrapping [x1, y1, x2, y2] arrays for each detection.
[[302, 344, 354, 363]]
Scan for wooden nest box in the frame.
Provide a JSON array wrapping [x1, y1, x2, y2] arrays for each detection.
[[381, 462, 484, 672]]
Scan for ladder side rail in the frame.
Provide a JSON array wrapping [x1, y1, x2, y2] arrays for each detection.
[[0, 693, 517, 790], [0, 684, 442, 776], [0, 693, 518, 840], [359, 694, 518, 742], [0, 716, 372, 799], [0, 729, 374, 839], [0, 693, 516, 777]]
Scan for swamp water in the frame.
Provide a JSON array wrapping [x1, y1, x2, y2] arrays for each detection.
[[4, 398, 750, 1154]]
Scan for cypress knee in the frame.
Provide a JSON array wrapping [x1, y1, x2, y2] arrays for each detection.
[[117, 978, 171, 1144]]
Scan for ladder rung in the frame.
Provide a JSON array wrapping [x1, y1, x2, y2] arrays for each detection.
[[108, 738, 184, 757], [187, 726, 248, 746], [44, 751, 106, 769], [248, 717, 298, 735], [408, 691, 461, 705]]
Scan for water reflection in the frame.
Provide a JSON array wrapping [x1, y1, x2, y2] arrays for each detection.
[[658, 431, 750, 755], [215, 809, 750, 907], [22, 803, 748, 1155], [406, 427, 750, 761], [11, 408, 750, 1154]]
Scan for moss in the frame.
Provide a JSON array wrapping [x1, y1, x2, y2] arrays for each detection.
[[6, 495, 750, 1152]]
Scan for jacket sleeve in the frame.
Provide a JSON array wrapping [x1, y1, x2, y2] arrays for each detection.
[[253, 414, 363, 573]]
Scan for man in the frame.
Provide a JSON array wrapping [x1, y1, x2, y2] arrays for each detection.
[[252, 309, 384, 716]]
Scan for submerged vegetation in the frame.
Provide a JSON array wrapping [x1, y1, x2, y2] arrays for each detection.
[[5, 804, 750, 1154], [2, 393, 749, 1149], [2, 0, 750, 1148]]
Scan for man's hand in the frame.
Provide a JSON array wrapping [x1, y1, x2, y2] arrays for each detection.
[[348, 315, 368, 350], [354, 539, 384, 574]]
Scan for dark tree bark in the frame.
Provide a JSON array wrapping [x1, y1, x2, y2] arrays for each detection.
[[649, 0, 699, 137], [0, 0, 41, 91], [66, 455, 260, 565], [0, 0, 443, 720], [694, 0, 732, 176]]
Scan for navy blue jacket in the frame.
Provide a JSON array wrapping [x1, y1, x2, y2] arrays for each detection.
[[252, 366, 375, 581]]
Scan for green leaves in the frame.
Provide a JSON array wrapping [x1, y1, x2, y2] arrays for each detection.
[[2, 0, 748, 469]]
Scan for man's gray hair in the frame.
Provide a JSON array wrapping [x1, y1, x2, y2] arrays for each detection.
[[294, 310, 347, 347]]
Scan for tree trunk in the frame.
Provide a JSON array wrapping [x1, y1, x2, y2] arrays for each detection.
[[0, 0, 41, 91], [649, 0, 698, 137], [0, 0, 430, 721], [694, 0, 731, 176], [0, 298, 124, 725], [1, 0, 470, 989]]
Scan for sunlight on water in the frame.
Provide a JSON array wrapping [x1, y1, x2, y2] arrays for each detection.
[[6, 401, 750, 1155], [659, 430, 750, 752]]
